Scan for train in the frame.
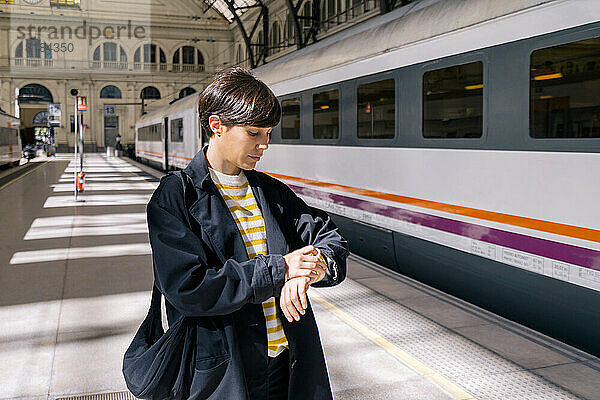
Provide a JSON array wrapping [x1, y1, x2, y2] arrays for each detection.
[[0, 111, 22, 167], [135, 92, 203, 171], [135, 0, 600, 356]]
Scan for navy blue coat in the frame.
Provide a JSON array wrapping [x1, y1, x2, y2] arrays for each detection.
[[146, 148, 348, 400]]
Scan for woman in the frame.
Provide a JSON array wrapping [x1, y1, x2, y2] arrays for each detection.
[[147, 67, 348, 400]]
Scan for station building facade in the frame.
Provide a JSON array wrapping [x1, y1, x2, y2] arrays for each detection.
[[0, 0, 234, 152]]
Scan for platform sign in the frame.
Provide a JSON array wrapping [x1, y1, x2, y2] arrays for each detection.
[[48, 103, 61, 117], [48, 116, 61, 127], [77, 96, 87, 111], [104, 104, 116, 116]]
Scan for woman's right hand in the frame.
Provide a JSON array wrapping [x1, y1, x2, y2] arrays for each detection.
[[283, 245, 327, 281]]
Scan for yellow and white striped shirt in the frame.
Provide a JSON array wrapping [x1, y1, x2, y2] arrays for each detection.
[[209, 167, 288, 357]]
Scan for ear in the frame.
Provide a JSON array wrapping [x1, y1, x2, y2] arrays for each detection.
[[208, 115, 222, 135]]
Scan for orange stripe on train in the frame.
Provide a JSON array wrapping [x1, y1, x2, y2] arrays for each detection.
[[262, 171, 600, 244]]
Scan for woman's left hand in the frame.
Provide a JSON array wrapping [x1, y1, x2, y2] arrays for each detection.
[[279, 276, 311, 322]]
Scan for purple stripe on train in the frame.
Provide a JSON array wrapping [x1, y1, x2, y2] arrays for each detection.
[[288, 184, 600, 272]]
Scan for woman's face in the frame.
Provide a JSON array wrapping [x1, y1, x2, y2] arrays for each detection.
[[208, 120, 272, 175]]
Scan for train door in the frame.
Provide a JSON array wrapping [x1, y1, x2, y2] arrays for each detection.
[[163, 117, 169, 171]]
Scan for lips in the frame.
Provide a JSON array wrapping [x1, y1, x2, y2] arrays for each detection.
[[248, 155, 261, 161]]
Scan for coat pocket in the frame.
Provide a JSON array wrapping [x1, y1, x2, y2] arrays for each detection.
[[195, 318, 229, 362], [190, 354, 231, 399], [195, 353, 230, 372]]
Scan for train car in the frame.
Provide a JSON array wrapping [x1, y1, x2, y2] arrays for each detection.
[[251, 0, 600, 356], [135, 92, 202, 170], [0, 111, 22, 167], [131, 0, 600, 356]]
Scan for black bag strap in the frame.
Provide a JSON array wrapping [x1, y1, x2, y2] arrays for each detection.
[[150, 170, 192, 325]]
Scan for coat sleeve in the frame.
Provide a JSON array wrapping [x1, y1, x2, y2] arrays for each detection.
[[147, 178, 287, 317], [279, 181, 349, 287]]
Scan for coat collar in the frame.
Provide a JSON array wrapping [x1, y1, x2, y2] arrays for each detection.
[[183, 146, 288, 264], [183, 145, 263, 191], [183, 145, 212, 192]]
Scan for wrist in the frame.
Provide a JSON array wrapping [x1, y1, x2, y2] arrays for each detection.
[[283, 255, 290, 281]]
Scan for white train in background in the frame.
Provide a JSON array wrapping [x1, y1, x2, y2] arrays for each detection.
[[0, 111, 22, 167], [135, 92, 202, 170], [136, 0, 600, 356]]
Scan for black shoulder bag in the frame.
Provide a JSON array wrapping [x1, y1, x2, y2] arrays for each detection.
[[122, 171, 197, 399]]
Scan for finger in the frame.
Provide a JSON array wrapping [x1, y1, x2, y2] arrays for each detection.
[[298, 279, 308, 310], [318, 262, 328, 274], [286, 283, 301, 321], [300, 255, 321, 263], [279, 288, 292, 322], [314, 259, 327, 271], [300, 261, 322, 269], [289, 283, 304, 317]]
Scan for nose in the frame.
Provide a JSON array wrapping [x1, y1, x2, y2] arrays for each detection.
[[258, 142, 268, 151], [257, 135, 269, 151]]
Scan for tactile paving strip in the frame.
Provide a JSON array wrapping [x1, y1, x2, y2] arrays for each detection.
[[313, 278, 583, 400]]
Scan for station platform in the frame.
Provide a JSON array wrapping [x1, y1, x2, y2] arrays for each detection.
[[1, 154, 600, 400]]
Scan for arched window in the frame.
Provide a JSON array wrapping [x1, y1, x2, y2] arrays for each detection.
[[100, 85, 122, 99], [18, 84, 53, 103], [178, 87, 196, 99], [92, 42, 128, 69], [182, 46, 194, 64], [134, 44, 167, 70], [15, 42, 23, 58], [286, 14, 295, 45], [33, 111, 49, 125], [141, 86, 161, 100], [271, 21, 281, 49], [172, 49, 179, 66], [172, 46, 204, 72], [14, 39, 52, 67]]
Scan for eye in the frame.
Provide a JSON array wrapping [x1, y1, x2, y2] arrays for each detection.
[[247, 130, 259, 136]]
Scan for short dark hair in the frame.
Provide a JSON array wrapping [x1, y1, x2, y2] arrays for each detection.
[[198, 67, 281, 137]]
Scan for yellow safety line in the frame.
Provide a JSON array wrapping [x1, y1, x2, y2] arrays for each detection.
[[0, 161, 50, 191], [310, 292, 476, 400]]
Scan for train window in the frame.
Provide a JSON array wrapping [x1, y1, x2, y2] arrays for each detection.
[[530, 37, 600, 138], [281, 97, 300, 139], [313, 89, 339, 139], [138, 123, 162, 141], [357, 79, 395, 139], [423, 61, 483, 138], [170, 118, 184, 142]]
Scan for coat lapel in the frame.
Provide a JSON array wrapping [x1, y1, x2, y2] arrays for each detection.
[[188, 188, 249, 264], [184, 148, 248, 264]]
